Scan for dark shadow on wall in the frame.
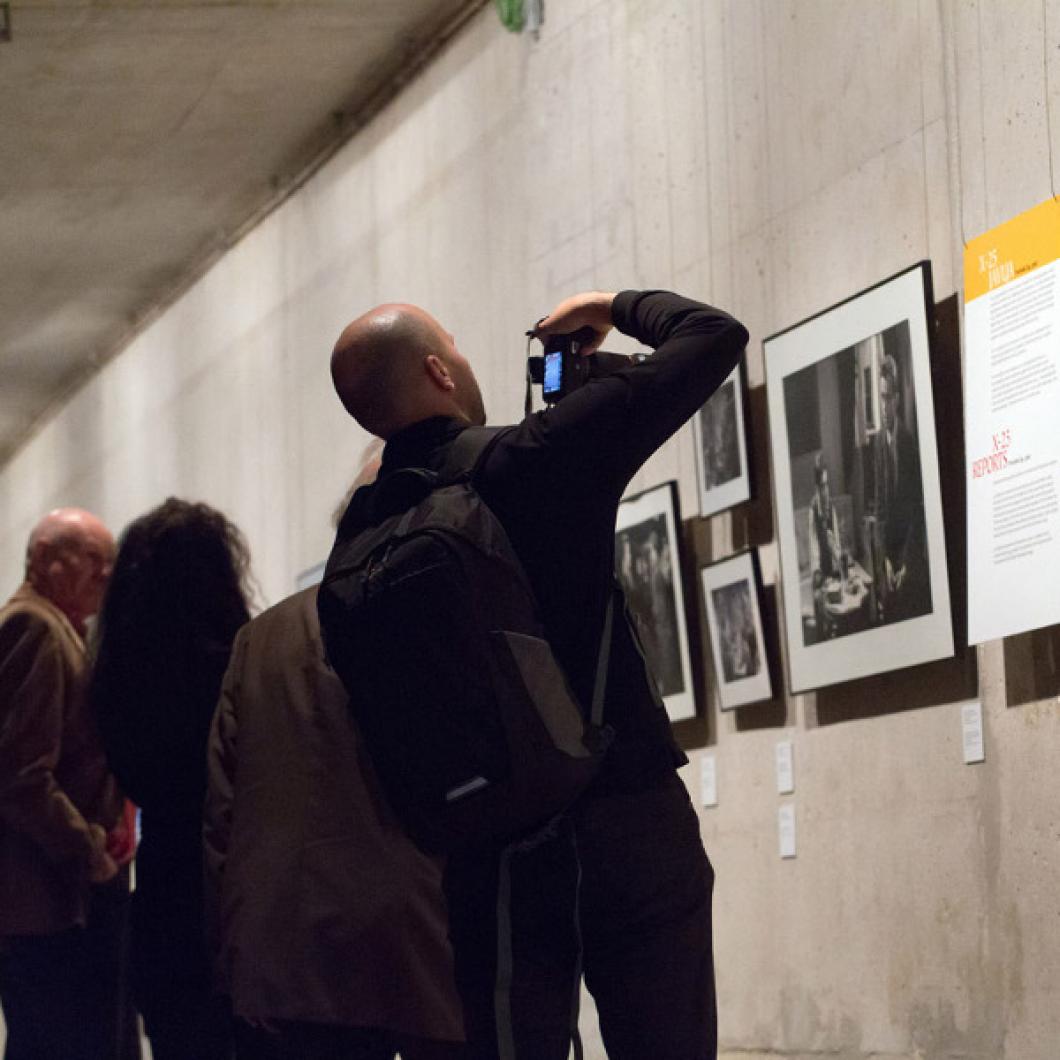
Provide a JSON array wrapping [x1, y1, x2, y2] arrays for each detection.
[[1004, 623, 1060, 707], [814, 293, 979, 726], [814, 648, 979, 726], [732, 385, 774, 551], [732, 584, 790, 731], [675, 516, 712, 751]]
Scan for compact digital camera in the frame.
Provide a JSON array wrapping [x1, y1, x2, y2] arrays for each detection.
[[526, 326, 649, 409], [526, 325, 598, 404]]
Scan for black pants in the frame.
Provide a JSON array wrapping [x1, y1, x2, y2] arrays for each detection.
[[0, 884, 138, 1060], [444, 771, 716, 1059], [141, 989, 233, 1060], [234, 1020, 465, 1060]]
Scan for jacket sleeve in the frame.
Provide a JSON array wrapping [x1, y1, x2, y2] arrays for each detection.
[[523, 290, 748, 499], [0, 610, 98, 870], [202, 629, 244, 991]]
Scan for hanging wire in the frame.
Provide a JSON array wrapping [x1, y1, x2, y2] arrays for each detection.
[[1044, 0, 1058, 200]]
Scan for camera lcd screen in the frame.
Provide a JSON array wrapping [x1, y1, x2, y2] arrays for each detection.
[[543, 351, 563, 396]]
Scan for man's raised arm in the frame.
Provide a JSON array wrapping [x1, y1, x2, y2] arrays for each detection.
[[530, 288, 748, 495]]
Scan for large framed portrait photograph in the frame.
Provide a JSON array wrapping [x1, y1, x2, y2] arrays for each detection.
[[615, 481, 696, 723], [700, 551, 773, 709], [693, 359, 751, 517], [764, 262, 953, 693]]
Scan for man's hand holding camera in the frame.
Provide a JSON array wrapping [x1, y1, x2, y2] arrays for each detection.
[[529, 291, 639, 406], [533, 291, 616, 355]]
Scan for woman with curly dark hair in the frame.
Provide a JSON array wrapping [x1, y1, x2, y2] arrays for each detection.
[[90, 498, 252, 1060]]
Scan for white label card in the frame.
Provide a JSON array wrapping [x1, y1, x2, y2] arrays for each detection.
[[778, 804, 797, 858], [775, 740, 795, 795], [961, 701, 985, 764], [700, 755, 718, 807]]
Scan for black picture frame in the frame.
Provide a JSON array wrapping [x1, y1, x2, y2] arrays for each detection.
[[763, 262, 954, 693], [699, 549, 774, 710], [615, 480, 697, 723], [692, 356, 753, 518]]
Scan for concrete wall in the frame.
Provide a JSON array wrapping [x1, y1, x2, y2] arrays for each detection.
[[3, 1, 1059, 1057]]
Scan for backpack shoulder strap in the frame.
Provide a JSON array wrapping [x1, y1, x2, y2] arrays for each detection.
[[440, 426, 511, 484]]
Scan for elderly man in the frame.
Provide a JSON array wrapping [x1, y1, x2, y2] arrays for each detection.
[[0, 508, 126, 1059], [321, 289, 747, 1059]]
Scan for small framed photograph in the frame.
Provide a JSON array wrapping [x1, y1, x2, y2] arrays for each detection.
[[700, 551, 773, 709], [764, 262, 954, 693], [692, 359, 751, 517], [615, 480, 696, 723]]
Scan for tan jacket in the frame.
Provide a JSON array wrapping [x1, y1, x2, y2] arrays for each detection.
[[0, 582, 120, 935], [204, 588, 463, 1041]]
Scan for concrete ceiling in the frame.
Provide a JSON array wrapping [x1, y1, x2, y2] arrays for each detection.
[[0, 0, 486, 467]]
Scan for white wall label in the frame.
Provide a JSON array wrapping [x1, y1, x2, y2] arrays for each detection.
[[775, 740, 795, 794], [778, 804, 796, 858], [700, 754, 718, 807], [961, 701, 985, 764]]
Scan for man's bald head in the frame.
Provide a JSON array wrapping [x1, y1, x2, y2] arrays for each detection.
[[25, 508, 115, 633], [331, 303, 485, 438]]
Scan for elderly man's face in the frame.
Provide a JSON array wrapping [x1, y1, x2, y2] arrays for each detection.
[[54, 538, 113, 625], [70, 537, 114, 617], [34, 522, 114, 631]]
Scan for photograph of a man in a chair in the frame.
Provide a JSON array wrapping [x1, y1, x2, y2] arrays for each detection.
[[784, 321, 931, 647]]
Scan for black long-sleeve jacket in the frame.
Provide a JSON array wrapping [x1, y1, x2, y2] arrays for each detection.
[[344, 290, 747, 791]]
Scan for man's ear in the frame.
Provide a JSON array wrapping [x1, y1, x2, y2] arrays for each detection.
[[425, 354, 456, 392]]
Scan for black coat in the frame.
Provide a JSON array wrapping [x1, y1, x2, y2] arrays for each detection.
[[100, 639, 232, 1009]]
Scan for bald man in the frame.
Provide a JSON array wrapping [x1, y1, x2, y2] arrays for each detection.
[[0, 508, 126, 1059], [321, 290, 749, 1059]]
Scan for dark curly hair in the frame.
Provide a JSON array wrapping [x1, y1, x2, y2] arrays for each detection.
[[90, 498, 253, 810]]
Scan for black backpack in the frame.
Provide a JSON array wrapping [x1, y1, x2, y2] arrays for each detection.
[[317, 427, 613, 854]]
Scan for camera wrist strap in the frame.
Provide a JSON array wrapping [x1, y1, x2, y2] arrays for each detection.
[[524, 333, 535, 417]]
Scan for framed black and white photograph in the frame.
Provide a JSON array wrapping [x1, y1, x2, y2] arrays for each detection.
[[764, 262, 953, 693], [692, 359, 751, 517], [700, 551, 773, 709], [615, 480, 696, 723]]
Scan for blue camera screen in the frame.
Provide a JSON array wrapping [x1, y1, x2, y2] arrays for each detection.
[[544, 351, 563, 394]]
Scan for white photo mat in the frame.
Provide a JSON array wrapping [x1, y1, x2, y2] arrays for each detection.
[[764, 263, 954, 693]]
